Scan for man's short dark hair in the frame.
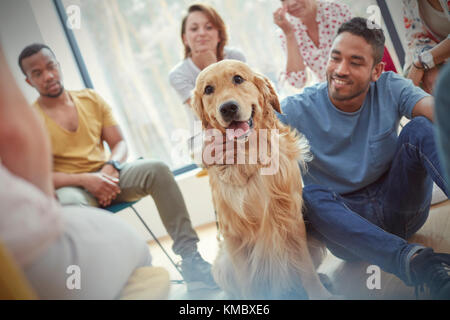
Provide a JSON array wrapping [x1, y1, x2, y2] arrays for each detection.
[[336, 17, 385, 65], [18, 43, 55, 75]]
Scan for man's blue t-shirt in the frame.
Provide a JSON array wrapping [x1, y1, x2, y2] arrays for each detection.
[[278, 72, 430, 194]]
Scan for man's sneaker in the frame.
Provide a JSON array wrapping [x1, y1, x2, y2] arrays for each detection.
[[179, 252, 219, 291], [410, 248, 450, 299]]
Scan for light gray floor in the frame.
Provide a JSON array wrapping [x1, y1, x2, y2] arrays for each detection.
[[168, 281, 229, 300], [147, 222, 229, 300]]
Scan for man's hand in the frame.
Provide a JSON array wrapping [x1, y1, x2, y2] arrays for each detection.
[[202, 126, 247, 167], [202, 127, 226, 167], [100, 163, 120, 180], [81, 172, 121, 207]]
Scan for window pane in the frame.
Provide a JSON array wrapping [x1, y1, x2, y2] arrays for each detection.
[[60, 0, 400, 170], [61, 0, 290, 170]]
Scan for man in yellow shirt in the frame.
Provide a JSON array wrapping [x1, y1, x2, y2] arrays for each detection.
[[18, 43, 217, 291]]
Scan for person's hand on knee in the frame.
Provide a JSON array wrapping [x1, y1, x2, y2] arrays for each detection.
[[80, 172, 121, 207]]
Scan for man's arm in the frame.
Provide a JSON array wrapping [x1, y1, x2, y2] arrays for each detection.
[[412, 96, 434, 122], [51, 125, 126, 207], [53, 171, 121, 207], [100, 125, 128, 177], [56, 125, 126, 206], [53, 172, 118, 192], [53, 172, 86, 189], [52, 124, 127, 189]]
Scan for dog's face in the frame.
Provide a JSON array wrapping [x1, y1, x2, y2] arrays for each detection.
[[192, 60, 281, 140]]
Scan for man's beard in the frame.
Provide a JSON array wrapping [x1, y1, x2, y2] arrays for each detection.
[[330, 83, 369, 101], [42, 84, 64, 98], [328, 75, 371, 102]]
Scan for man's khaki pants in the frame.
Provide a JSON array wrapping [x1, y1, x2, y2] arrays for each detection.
[[56, 159, 200, 257]]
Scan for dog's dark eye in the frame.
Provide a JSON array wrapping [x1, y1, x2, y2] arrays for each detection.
[[233, 75, 244, 85], [204, 85, 214, 95]]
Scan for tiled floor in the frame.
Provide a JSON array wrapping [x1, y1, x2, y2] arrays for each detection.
[[148, 221, 343, 299], [148, 200, 450, 300]]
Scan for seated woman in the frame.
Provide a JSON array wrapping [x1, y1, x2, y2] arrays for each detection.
[[403, 0, 450, 94], [169, 3, 246, 130], [0, 45, 154, 299], [273, 0, 396, 89]]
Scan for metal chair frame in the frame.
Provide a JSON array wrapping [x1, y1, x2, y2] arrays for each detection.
[[105, 201, 184, 280]]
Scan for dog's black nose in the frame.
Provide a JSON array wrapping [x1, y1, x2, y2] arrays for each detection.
[[219, 101, 239, 122]]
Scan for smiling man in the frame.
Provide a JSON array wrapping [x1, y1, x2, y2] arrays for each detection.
[[279, 17, 449, 299], [18, 43, 218, 291]]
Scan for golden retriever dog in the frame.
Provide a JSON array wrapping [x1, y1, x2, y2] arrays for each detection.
[[192, 60, 333, 299]]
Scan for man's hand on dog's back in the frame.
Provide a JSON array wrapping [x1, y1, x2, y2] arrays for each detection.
[[201, 125, 242, 167]]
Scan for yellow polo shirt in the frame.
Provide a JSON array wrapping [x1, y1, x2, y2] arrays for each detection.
[[34, 89, 118, 174]]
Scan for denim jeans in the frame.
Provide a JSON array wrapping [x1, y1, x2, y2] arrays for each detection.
[[303, 116, 449, 286], [434, 62, 450, 190]]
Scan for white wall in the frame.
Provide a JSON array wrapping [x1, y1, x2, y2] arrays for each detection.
[[0, 0, 47, 102], [0, 0, 84, 103]]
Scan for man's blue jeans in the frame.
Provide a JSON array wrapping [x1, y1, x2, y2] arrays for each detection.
[[303, 117, 449, 286]]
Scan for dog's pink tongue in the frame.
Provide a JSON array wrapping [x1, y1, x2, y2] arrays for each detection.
[[226, 121, 250, 140]]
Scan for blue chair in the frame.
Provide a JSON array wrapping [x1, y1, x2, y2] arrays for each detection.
[[105, 201, 184, 279]]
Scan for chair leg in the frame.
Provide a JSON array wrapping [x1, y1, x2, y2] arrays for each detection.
[[130, 205, 184, 279]]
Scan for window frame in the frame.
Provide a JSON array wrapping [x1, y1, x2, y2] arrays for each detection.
[[53, 0, 198, 176], [53, 0, 405, 177]]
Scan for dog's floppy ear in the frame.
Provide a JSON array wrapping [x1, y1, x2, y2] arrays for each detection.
[[191, 88, 208, 128], [253, 74, 281, 114]]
